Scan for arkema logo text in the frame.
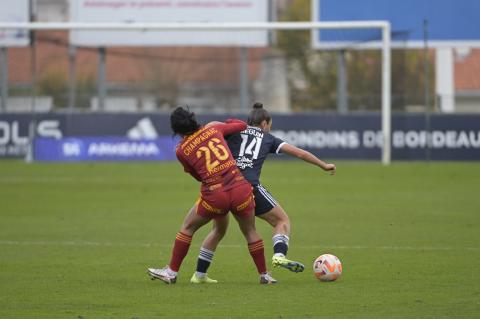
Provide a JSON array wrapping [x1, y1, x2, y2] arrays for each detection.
[[34, 137, 178, 162], [87, 141, 159, 157]]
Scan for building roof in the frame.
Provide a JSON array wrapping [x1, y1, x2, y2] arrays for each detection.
[[8, 32, 480, 93], [455, 48, 480, 91], [7, 31, 267, 86]]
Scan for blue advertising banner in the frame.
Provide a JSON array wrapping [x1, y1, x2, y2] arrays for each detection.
[[1, 113, 479, 161], [313, 0, 480, 48], [34, 137, 179, 162]]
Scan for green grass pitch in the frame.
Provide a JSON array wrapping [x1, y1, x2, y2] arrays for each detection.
[[1, 160, 479, 318]]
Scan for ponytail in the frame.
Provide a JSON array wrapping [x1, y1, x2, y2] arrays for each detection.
[[247, 102, 271, 126]]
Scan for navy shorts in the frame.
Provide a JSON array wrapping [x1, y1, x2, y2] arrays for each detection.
[[253, 184, 278, 216]]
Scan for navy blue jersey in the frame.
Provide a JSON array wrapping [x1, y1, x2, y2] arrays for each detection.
[[226, 126, 286, 186]]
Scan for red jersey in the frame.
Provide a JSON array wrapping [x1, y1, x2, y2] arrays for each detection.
[[176, 120, 248, 193]]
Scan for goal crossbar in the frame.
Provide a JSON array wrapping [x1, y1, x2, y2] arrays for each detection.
[[0, 21, 391, 165], [0, 21, 389, 31]]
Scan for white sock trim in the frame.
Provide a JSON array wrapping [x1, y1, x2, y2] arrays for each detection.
[[200, 247, 215, 254], [199, 247, 215, 262], [272, 234, 290, 246]]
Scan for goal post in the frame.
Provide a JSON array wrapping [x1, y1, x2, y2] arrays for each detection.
[[0, 21, 392, 165]]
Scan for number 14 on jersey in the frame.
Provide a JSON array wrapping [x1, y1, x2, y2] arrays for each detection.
[[239, 134, 262, 160]]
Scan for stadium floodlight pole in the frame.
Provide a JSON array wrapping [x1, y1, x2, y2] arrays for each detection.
[[0, 21, 392, 165]]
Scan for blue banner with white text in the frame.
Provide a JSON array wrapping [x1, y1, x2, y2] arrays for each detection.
[[34, 137, 179, 162], [1, 113, 479, 161]]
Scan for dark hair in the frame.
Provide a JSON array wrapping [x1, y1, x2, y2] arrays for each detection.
[[247, 102, 271, 126], [170, 106, 201, 136]]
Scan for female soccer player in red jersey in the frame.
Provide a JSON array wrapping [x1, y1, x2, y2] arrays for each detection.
[[147, 107, 277, 284], [191, 103, 336, 281]]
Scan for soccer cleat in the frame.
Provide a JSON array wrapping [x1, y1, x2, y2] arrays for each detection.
[[260, 272, 277, 284], [147, 266, 177, 284], [190, 273, 218, 284], [272, 255, 305, 273]]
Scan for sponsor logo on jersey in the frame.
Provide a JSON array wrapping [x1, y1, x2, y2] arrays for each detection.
[[206, 159, 236, 177], [236, 156, 253, 169]]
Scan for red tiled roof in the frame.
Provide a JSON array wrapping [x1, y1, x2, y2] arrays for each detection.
[[455, 48, 480, 91], [8, 31, 267, 85], [9, 32, 480, 92]]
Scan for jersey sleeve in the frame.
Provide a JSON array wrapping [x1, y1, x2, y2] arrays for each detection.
[[176, 149, 202, 182], [268, 134, 287, 154], [214, 119, 247, 136]]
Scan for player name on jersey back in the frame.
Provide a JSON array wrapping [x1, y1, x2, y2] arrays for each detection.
[[242, 127, 264, 139], [180, 127, 218, 156]]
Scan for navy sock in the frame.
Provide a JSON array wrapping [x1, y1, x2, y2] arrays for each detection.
[[196, 247, 214, 273], [273, 242, 288, 256]]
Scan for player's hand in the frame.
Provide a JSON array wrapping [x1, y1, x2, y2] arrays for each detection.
[[323, 163, 336, 175]]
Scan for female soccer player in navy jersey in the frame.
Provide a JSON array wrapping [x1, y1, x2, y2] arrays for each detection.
[[147, 107, 277, 284], [190, 103, 336, 282]]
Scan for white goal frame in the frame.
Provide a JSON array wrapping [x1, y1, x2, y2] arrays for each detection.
[[0, 21, 392, 165]]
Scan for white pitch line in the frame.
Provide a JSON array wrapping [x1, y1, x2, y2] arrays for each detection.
[[0, 240, 157, 248], [0, 177, 102, 183], [0, 177, 162, 183], [0, 240, 478, 251]]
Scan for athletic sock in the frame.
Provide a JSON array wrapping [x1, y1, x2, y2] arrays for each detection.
[[196, 247, 215, 275], [248, 240, 267, 274], [169, 232, 192, 272], [272, 234, 289, 256]]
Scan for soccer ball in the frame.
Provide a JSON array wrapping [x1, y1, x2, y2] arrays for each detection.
[[313, 254, 342, 282]]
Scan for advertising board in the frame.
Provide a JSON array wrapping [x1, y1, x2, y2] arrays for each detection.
[[70, 0, 268, 46], [0, 0, 29, 47], [2, 113, 479, 161]]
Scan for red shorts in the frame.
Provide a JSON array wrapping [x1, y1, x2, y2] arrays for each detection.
[[196, 183, 255, 219]]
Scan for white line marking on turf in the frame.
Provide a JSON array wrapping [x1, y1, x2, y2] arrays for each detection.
[[0, 240, 478, 251], [0, 177, 105, 183]]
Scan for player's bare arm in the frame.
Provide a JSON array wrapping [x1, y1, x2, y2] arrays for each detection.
[[280, 143, 336, 175], [206, 119, 244, 127], [206, 120, 247, 135], [205, 121, 223, 127]]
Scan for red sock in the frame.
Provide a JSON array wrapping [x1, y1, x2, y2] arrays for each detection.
[[169, 232, 192, 272], [248, 240, 267, 274]]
